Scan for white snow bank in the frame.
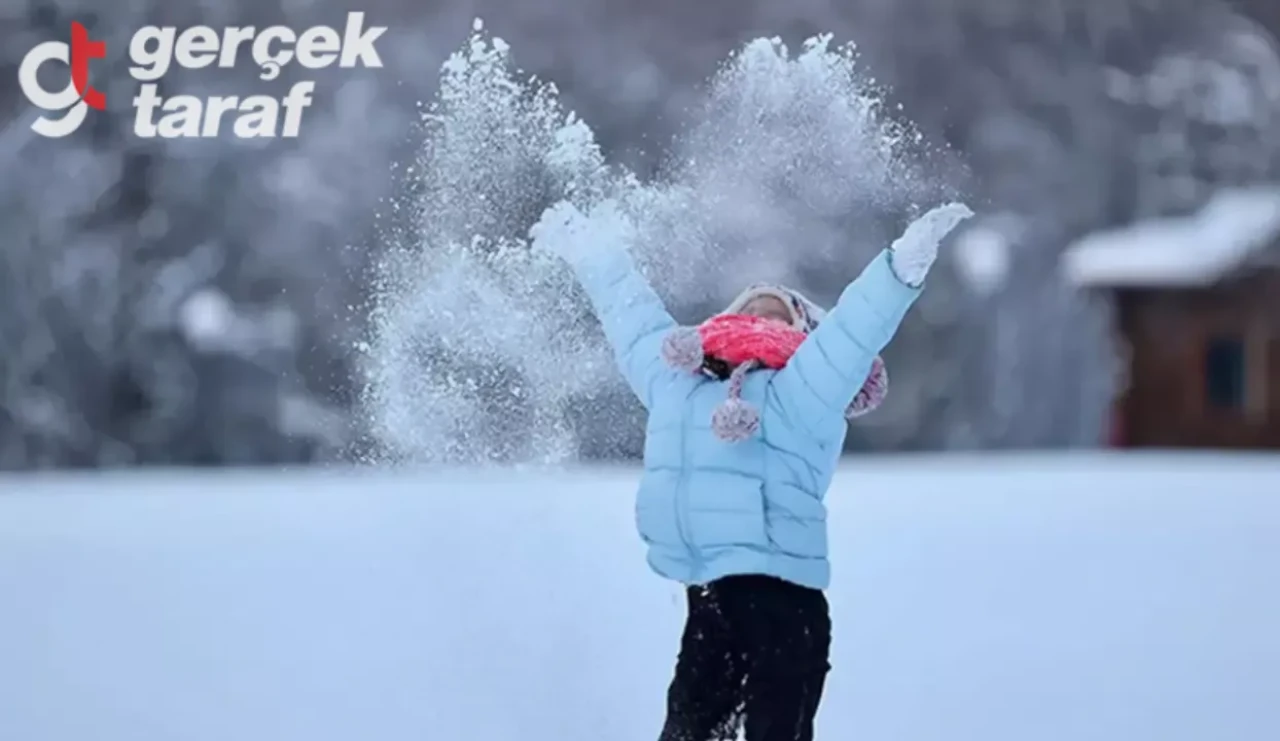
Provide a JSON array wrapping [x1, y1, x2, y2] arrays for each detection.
[[1, 454, 1279, 741], [1063, 186, 1280, 286]]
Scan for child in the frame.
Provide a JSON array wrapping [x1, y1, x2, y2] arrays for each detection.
[[530, 200, 973, 741]]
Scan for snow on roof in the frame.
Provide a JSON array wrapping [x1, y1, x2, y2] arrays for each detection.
[[1062, 185, 1280, 287]]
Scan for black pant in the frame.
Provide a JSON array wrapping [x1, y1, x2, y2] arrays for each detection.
[[659, 575, 831, 741]]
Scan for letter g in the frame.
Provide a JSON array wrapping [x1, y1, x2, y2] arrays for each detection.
[[18, 41, 90, 137]]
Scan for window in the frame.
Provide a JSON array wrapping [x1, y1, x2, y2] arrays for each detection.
[[1203, 336, 1246, 409]]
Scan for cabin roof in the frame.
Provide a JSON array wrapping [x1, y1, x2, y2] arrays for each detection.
[[1062, 186, 1280, 288]]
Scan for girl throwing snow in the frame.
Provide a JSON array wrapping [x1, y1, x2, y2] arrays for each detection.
[[529, 199, 973, 741]]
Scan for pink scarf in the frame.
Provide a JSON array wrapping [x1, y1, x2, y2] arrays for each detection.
[[661, 314, 888, 441], [698, 314, 804, 369]]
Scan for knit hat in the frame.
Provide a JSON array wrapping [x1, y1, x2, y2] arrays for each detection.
[[660, 284, 889, 441], [720, 284, 819, 332]]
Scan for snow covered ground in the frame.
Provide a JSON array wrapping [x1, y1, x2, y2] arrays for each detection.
[[1, 453, 1278, 741]]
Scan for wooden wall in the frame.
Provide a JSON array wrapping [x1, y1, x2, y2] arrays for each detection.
[[1115, 268, 1280, 448]]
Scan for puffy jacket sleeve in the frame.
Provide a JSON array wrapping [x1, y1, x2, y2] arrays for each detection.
[[768, 249, 921, 437], [565, 247, 679, 410]]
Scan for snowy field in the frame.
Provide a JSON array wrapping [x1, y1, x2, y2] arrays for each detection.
[[1, 454, 1278, 741]]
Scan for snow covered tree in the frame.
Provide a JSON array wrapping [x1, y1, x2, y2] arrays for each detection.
[[0, 0, 440, 466]]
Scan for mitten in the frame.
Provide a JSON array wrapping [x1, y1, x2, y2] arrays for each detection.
[[529, 198, 634, 266], [888, 202, 974, 287]]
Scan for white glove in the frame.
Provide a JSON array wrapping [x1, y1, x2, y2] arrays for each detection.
[[888, 202, 974, 287], [530, 198, 634, 265]]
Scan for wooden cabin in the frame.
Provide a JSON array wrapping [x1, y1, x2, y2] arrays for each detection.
[[1062, 187, 1280, 449]]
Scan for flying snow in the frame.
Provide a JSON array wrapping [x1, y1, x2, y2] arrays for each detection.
[[360, 19, 940, 465]]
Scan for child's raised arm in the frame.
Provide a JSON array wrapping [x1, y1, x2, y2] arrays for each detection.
[[531, 200, 679, 409], [768, 203, 973, 438]]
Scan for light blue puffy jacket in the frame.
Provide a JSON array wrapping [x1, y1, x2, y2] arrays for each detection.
[[569, 246, 921, 590]]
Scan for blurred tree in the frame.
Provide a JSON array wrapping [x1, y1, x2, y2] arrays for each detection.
[[0, 0, 435, 466]]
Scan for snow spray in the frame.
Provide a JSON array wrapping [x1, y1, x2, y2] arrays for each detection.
[[359, 18, 937, 465]]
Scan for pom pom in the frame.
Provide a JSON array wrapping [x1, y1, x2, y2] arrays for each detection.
[[662, 327, 705, 372], [711, 397, 760, 442], [847, 356, 888, 418]]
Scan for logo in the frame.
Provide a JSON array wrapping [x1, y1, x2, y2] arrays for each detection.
[[18, 21, 107, 138], [18, 14, 386, 139]]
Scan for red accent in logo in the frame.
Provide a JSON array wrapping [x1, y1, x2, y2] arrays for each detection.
[[70, 21, 106, 110]]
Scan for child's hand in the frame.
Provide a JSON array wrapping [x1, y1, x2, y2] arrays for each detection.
[[530, 198, 634, 264], [888, 202, 974, 287]]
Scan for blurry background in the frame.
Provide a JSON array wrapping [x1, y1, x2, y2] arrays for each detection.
[[4, 6, 1279, 738], [2, 0, 1280, 469]]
